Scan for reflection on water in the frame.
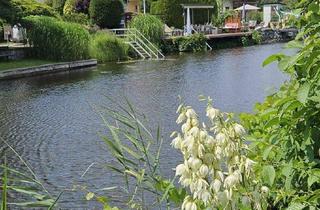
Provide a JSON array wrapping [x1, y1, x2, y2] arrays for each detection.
[[0, 43, 288, 208]]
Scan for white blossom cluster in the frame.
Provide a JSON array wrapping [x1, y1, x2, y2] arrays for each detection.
[[171, 99, 268, 210]]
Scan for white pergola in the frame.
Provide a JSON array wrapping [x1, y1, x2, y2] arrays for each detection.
[[181, 4, 215, 36]]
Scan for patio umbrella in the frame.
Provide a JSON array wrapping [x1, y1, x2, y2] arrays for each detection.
[[235, 4, 260, 11]]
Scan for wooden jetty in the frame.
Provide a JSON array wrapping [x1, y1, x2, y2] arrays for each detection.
[[164, 32, 252, 40]]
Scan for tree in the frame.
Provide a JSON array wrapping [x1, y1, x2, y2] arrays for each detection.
[[89, 0, 124, 28], [150, 0, 219, 28]]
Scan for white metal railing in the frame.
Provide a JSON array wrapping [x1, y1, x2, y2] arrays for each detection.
[[110, 28, 165, 60]]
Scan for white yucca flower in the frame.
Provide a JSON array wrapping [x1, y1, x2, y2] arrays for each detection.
[[177, 113, 187, 124], [261, 186, 269, 194], [171, 134, 182, 149], [176, 164, 188, 176], [199, 190, 211, 204], [206, 107, 220, 120], [199, 164, 209, 177], [173, 100, 263, 210], [211, 179, 222, 193], [234, 123, 246, 136], [189, 127, 200, 137], [188, 157, 202, 171], [216, 133, 227, 145], [186, 108, 197, 119], [224, 174, 239, 188], [245, 158, 255, 175]]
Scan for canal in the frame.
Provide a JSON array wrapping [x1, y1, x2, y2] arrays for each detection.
[[0, 43, 288, 208]]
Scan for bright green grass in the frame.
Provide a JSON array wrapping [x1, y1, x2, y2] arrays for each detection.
[[0, 59, 56, 71]]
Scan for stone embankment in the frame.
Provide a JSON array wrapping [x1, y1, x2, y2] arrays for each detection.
[[0, 59, 98, 80]]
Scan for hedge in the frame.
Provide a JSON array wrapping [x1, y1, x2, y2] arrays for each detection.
[[89, 0, 124, 28], [89, 32, 128, 62], [129, 14, 164, 45], [23, 16, 90, 61]]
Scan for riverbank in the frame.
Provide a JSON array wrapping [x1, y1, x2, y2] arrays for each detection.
[[0, 59, 97, 80]]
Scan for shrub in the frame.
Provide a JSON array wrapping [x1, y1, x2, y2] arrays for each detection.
[[63, 12, 89, 25], [252, 30, 262, 44], [89, 32, 128, 62], [89, 0, 124, 28], [150, 0, 218, 28], [63, 0, 77, 14], [0, 18, 4, 41], [63, 0, 91, 14], [11, 0, 59, 22], [23, 16, 90, 61], [150, 0, 183, 28], [173, 34, 207, 52], [0, 0, 15, 23], [247, 11, 263, 23], [129, 14, 164, 45]]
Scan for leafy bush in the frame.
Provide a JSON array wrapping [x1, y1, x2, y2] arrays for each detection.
[[63, 0, 91, 14], [173, 34, 207, 52], [0, 18, 4, 41], [129, 14, 164, 45], [240, 0, 320, 208], [11, 0, 59, 22], [63, 0, 77, 14], [150, 0, 218, 28], [23, 16, 90, 61], [89, 0, 124, 28], [150, 0, 183, 28], [252, 30, 262, 44], [63, 12, 89, 25], [89, 32, 128, 62], [45, 0, 66, 14], [247, 11, 263, 23]]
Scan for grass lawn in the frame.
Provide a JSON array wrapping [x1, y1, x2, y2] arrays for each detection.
[[0, 59, 56, 71]]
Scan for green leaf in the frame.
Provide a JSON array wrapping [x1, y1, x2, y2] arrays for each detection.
[[308, 2, 319, 13], [12, 199, 54, 207], [286, 202, 306, 210], [262, 146, 273, 160], [262, 165, 276, 186], [285, 40, 304, 49], [308, 169, 320, 188], [297, 83, 310, 104], [262, 53, 285, 67]]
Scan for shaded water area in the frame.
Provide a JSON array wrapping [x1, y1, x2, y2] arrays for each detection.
[[0, 43, 288, 209]]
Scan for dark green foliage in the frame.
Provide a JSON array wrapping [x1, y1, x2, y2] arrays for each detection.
[[247, 11, 263, 23], [63, 12, 89, 25], [89, 32, 128, 62], [52, 0, 66, 14], [0, 0, 15, 23], [0, 18, 4, 42], [173, 33, 207, 52], [129, 14, 164, 45], [89, 0, 124, 28], [11, 0, 59, 23], [23, 16, 90, 61], [150, 0, 218, 28], [252, 30, 262, 44], [150, 0, 183, 28]]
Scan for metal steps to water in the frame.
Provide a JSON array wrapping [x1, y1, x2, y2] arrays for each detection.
[[110, 28, 165, 60]]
